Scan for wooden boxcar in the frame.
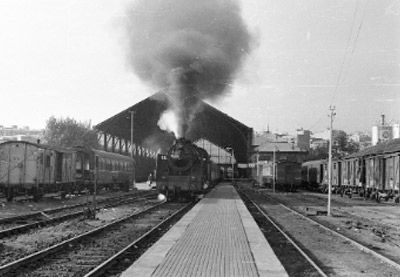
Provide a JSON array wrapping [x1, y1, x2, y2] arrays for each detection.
[[0, 141, 135, 201], [275, 161, 302, 191], [301, 159, 328, 191], [0, 141, 75, 201]]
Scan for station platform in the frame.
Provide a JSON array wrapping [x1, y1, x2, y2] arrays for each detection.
[[121, 183, 288, 277]]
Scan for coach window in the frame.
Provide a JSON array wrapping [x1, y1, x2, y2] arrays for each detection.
[[85, 157, 90, 170], [76, 158, 82, 170], [46, 155, 51, 167]]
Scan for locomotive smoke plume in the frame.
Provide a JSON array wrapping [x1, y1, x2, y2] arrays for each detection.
[[124, 0, 252, 137]]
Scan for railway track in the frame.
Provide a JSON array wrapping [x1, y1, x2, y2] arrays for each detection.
[[239, 187, 400, 276], [0, 201, 193, 277], [239, 191, 324, 277], [0, 191, 157, 239]]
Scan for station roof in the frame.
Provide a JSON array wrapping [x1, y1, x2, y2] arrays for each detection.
[[94, 92, 253, 163]]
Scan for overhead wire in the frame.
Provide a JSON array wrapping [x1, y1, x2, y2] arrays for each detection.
[[307, 0, 366, 131], [330, 0, 369, 106]]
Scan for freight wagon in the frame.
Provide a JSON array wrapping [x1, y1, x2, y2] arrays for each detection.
[[301, 139, 400, 201]]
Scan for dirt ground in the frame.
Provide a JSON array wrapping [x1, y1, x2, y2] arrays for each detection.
[[0, 182, 152, 219], [255, 187, 400, 276]]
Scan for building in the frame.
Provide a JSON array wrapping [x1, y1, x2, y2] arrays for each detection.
[[257, 128, 311, 151], [0, 125, 43, 143], [371, 115, 400, 145], [251, 132, 308, 183]]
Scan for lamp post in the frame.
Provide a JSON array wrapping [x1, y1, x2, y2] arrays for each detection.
[[232, 148, 234, 183], [257, 151, 262, 186], [129, 111, 135, 189], [226, 147, 234, 183], [129, 111, 135, 158], [272, 145, 276, 194]]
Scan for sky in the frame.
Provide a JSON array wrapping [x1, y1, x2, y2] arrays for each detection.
[[0, 0, 399, 134]]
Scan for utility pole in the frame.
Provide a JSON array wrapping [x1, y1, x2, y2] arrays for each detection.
[[328, 106, 336, 217]]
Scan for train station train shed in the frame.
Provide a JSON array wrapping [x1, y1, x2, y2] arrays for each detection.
[[94, 91, 253, 171]]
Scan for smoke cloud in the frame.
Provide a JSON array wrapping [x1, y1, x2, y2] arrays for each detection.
[[124, 0, 253, 137]]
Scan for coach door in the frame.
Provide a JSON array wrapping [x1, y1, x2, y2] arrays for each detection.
[[337, 161, 342, 186], [380, 157, 386, 191], [56, 152, 63, 182]]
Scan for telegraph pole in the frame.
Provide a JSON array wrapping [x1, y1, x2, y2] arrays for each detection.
[[328, 106, 336, 216]]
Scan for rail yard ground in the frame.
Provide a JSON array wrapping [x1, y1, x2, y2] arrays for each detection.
[[0, 182, 152, 218], [2, 181, 400, 276], [239, 182, 400, 276]]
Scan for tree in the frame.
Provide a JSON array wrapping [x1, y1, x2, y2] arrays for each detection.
[[332, 130, 360, 157], [305, 145, 329, 161], [305, 130, 360, 161], [42, 116, 100, 149]]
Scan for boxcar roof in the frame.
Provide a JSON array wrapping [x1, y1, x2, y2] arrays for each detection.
[[346, 138, 400, 159], [0, 140, 73, 152], [302, 159, 327, 166], [92, 149, 136, 162]]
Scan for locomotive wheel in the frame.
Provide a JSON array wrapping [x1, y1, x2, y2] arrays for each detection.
[[32, 187, 43, 202], [123, 183, 130, 192], [6, 187, 14, 202]]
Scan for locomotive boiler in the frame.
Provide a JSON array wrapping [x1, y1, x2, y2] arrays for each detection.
[[156, 138, 221, 200]]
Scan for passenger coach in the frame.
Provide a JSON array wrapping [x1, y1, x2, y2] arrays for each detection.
[[0, 141, 135, 201]]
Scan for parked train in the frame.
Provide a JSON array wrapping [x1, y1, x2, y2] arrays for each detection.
[[301, 138, 400, 201], [301, 159, 329, 192], [156, 138, 222, 200], [0, 141, 135, 202], [259, 161, 302, 192]]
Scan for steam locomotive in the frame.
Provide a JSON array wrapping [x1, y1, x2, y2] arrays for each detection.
[[156, 138, 221, 200], [0, 141, 135, 202]]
